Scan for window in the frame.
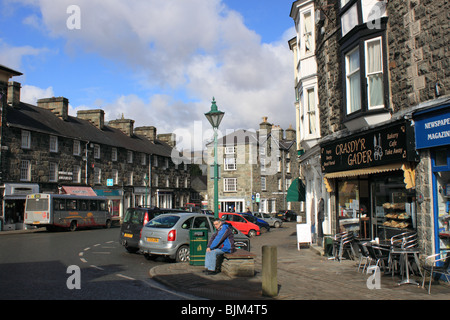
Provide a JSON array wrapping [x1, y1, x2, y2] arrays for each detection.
[[365, 37, 384, 109], [261, 176, 266, 191], [49, 162, 58, 182], [73, 165, 81, 183], [306, 88, 317, 134], [303, 11, 313, 54], [73, 140, 80, 156], [112, 169, 118, 185], [127, 151, 133, 164], [49, 136, 58, 153], [225, 146, 236, 154], [224, 178, 237, 192], [346, 47, 361, 114], [141, 153, 147, 166], [153, 155, 158, 167], [224, 157, 236, 170], [94, 144, 100, 159], [20, 160, 31, 181], [21, 130, 30, 149], [112, 148, 117, 161], [94, 167, 101, 184], [260, 158, 266, 171]]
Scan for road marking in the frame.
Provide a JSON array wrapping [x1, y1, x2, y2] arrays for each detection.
[[116, 274, 135, 281], [92, 252, 110, 254], [84, 247, 91, 251], [90, 265, 104, 270], [94, 244, 101, 247], [78, 252, 84, 256], [80, 258, 87, 263]]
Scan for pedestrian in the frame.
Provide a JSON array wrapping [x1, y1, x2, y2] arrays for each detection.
[[204, 218, 235, 275], [317, 198, 325, 246]]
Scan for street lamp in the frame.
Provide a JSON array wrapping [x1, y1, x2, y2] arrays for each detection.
[[205, 97, 224, 218]]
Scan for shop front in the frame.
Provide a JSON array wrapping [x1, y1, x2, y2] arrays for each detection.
[[94, 188, 123, 224], [320, 120, 418, 240], [414, 103, 450, 255]]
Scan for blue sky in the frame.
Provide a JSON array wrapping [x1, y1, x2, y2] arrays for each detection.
[[0, 0, 296, 150]]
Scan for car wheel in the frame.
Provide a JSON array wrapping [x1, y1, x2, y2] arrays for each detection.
[[175, 245, 190, 262], [248, 230, 257, 237], [274, 221, 280, 228]]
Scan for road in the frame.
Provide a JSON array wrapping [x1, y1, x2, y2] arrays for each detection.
[[0, 226, 199, 300]]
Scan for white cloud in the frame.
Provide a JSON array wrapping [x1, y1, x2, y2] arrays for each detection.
[[21, 84, 54, 105], [12, 0, 296, 150]]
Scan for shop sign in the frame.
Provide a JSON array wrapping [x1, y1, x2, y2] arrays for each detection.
[[321, 121, 416, 173], [414, 104, 450, 149]]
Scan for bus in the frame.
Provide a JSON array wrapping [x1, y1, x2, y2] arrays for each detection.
[[24, 193, 112, 231]]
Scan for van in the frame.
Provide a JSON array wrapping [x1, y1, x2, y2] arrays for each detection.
[[119, 207, 183, 253]]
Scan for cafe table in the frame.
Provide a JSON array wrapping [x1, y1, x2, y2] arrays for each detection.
[[391, 247, 422, 285]]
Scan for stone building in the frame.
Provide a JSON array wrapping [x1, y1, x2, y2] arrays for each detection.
[[206, 117, 300, 215], [289, 0, 449, 255], [0, 65, 192, 230]]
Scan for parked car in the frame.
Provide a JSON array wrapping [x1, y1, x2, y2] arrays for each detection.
[[240, 212, 270, 232], [219, 212, 261, 237], [138, 212, 250, 262], [276, 210, 297, 222], [201, 209, 214, 215], [119, 207, 183, 253], [253, 212, 283, 228]]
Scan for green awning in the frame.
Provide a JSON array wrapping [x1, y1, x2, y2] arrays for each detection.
[[286, 178, 305, 202]]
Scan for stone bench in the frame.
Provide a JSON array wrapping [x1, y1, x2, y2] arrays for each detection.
[[220, 249, 257, 277]]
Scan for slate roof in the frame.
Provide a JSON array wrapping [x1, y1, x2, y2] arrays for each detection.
[[5, 102, 174, 157]]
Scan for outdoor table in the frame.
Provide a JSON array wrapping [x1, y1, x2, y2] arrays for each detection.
[[391, 247, 422, 285]]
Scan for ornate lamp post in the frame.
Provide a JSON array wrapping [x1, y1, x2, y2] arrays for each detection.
[[204, 97, 224, 218]]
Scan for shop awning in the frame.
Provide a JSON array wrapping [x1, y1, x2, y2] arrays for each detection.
[[323, 162, 416, 192], [61, 186, 97, 196], [286, 178, 306, 202], [324, 163, 403, 179]]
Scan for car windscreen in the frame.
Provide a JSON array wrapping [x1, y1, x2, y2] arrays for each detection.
[[123, 209, 145, 224], [145, 215, 180, 228]]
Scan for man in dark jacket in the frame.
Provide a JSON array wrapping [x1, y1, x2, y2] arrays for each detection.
[[204, 219, 235, 274]]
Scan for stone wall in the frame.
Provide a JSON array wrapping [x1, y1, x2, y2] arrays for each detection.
[[387, 0, 449, 111]]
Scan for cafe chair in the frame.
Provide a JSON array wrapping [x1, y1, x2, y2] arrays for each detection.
[[366, 244, 390, 275], [421, 252, 450, 294], [356, 241, 371, 273]]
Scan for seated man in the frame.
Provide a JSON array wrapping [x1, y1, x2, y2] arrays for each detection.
[[204, 218, 235, 275]]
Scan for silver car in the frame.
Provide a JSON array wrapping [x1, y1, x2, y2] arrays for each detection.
[[138, 212, 250, 262], [253, 212, 283, 228]]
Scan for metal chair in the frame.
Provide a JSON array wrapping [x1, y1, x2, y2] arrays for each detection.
[[421, 252, 450, 294], [366, 244, 390, 275], [356, 241, 371, 273]]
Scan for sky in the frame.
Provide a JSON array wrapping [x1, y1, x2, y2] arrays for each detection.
[[0, 0, 296, 151]]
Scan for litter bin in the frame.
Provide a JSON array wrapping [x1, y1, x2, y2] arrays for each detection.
[[323, 235, 334, 257], [189, 228, 208, 265]]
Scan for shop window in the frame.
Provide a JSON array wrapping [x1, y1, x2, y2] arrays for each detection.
[[337, 179, 369, 237], [372, 175, 416, 240]]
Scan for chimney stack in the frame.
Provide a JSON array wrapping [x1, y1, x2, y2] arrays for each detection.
[[134, 126, 157, 142], [259, 116, 272, 136], [109, 116, 135, 137], [285, 124, 296, 141], [77, 109, 105, 130], [37, 97, 69, 120], [7, 81, 21, 107], [157, 133, 176, 148]]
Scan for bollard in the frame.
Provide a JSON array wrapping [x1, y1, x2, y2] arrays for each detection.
[[262, 245, 277, 297]]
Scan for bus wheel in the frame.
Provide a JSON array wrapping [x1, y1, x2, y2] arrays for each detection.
[[105, 219, 112, 229], [69, 221, 77, 232]]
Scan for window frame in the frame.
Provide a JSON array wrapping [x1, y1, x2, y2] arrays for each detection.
[[21, 130, 31, 149], [224, 178, 237, 192]]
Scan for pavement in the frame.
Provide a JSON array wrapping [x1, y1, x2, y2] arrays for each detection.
[[149, 222, 450, 300]]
